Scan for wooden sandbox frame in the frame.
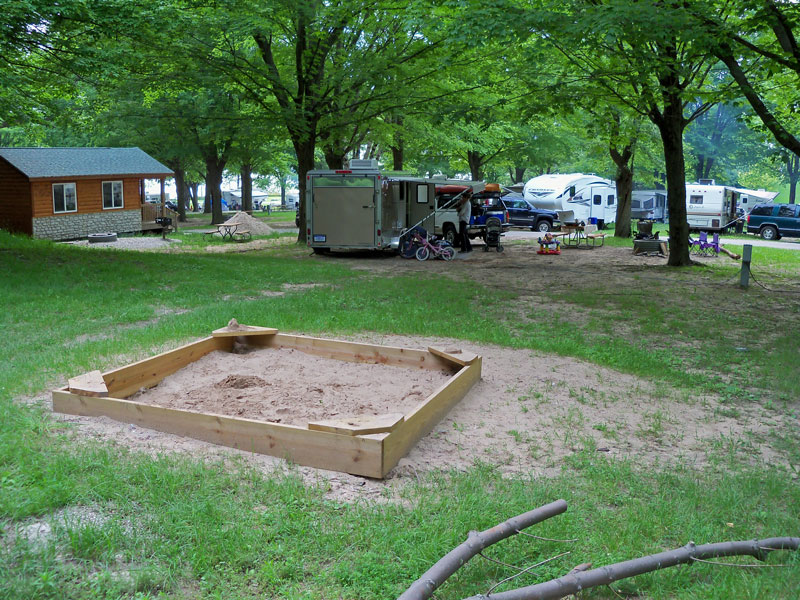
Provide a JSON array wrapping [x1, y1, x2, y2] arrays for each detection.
[[52, 326, 482, 478]]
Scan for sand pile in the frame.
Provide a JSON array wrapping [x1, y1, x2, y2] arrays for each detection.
[[223, 212, 274, 235]]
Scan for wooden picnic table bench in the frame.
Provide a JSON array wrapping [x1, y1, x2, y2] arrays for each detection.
[[586, 232, 606, 247]]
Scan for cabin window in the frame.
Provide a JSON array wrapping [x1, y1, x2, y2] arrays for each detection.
[[607, 195, 615, 206], [778, 205, 795, 217], [53, 183, 77, 213], [593, 195, 601, 205], [416, 184, 428, 204], [690, 195, 703, 205], [102, 181, 124, 209], [631, 199, 640, 208]]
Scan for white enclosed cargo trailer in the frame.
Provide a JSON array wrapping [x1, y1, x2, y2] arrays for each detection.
[[305, 160, 483, 252]]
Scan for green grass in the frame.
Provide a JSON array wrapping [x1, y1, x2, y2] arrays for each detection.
[[1, 230, 798, 599]]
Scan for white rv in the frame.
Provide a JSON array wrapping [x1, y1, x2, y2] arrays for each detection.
[[732, 187, 780, 213], [631, 190, 667, 222], [685, 182, 738, 231], [523, 173, 617, 227]]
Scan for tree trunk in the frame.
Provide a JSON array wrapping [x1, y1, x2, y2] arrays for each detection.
[[513, 166, 526, 184], [280, 179, 286, 207], [391, 120, 404, 171], [467, 150, 485, 181], [203, 176, 211, 214], [189, 183, 199, 212], [173, 167, 188, 222], [657, 110, 691, 266], [241, 163, 253, 212], [612, 157, 633, 238], [205, 157, 226, 225], [788, 154, 798, 205], [295, 139, 316, 243], [324, 143, 347, 170]]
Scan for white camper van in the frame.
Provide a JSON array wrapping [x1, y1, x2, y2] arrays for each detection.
[[685, 182, 738, 231], [305, 160, 483, 252], [523, 173, 617, 228]]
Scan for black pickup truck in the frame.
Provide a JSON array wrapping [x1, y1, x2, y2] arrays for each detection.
[[496, 193, 559, 232]]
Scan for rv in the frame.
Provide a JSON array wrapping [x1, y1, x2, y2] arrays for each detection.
[[522, 173, 617, 228], [684, 182, 738, 231], [732, 187, 780, 214], [631, 190, 667, 222], [305, 160, 483, 252]]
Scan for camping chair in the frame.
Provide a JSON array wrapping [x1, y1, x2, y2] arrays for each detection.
[[692, 231, 710, 256], [705, 233, 721, 256]]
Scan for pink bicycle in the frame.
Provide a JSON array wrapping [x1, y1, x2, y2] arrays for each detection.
[[411, 231, 455, 261]]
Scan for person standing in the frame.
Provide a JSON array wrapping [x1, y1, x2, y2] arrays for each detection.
[[457, 191, 473, 253]]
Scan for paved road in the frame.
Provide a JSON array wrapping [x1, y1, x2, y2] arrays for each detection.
[[502, 229, 800, 251]]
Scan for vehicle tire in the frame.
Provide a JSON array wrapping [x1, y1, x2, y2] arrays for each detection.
[[416, 246, 430, 261], [312, 247, 328, 255], [533, 220, 551, 233], [496, 244, 504, 253], [442, 224, 457, 246], [760, 226, 778, 240], [88, 232, 117, 243], [441, 246, 455, 261]]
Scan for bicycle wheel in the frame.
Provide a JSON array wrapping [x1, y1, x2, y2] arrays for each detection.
[[440, 246, 455, 261], [416, 246, 430, 261]]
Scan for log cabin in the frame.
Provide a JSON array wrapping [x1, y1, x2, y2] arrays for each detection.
[[0, 147, 174, 240]]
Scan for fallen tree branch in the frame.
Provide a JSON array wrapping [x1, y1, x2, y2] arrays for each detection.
[[463, 537, 800, 600], [397, 499, 568, 600]]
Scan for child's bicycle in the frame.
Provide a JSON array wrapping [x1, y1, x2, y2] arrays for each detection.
[[410, 230, 455, 261]]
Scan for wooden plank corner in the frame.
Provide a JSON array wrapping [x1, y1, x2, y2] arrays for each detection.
[[67, 370, 109, 397], [308, 413, 405, 436], [212, 324, 279, 337], [427, 346, 479, 366]]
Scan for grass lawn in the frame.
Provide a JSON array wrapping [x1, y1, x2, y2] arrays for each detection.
[[1, 230, 798, 599]]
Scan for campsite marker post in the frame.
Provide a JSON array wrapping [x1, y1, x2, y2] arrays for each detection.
[[739, 244, 752, 289]]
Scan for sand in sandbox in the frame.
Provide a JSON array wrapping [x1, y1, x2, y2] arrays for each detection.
[[129, 346, 454, 426]]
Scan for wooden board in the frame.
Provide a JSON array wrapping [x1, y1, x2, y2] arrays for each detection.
[[102, 335, 231, 398], [382, 358, 482, 475], [68, 370, 108, 397], [246, 333, 455, 372], [212, 325, 278, 337], [53, 390, 384, 478], [428, 346, 479, 366], [308, 413, 405, 436]]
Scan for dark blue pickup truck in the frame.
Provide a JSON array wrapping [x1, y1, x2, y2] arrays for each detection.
[[494, 193, 560, 232]]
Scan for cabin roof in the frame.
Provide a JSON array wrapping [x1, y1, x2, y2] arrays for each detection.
[[0, 147, 174, 179]]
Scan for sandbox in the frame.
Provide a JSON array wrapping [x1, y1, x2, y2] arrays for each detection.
[[52, 325, 482, 478]]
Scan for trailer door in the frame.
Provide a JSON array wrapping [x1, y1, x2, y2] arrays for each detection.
[[311, 176, 376, 246], [407, 182, 434, 229]]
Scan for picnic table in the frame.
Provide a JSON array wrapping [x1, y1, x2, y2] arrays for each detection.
[[553, 224, 606, 248], [203, 223, 252, 241]]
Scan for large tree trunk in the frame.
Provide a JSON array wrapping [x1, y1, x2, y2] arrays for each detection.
[[323, 143, 347, 170], [173, 167, 189, 222], [189, 183, 199, 212], [511, 166, 526, 184], [205, 156, 226, 225], [391, 118, 404, 171], [788, 154, 798, 205], [657, 107, 691, 266], [241, 163, 253, 212], [203, 175, 211, 215], [295, 139, 316, 243], [611, 149, 633, 238], [467, 150, 485, 181]]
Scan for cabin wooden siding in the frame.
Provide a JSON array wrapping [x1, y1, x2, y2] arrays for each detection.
[[31, 178, 143, 218], [0, 159, 33, 235]]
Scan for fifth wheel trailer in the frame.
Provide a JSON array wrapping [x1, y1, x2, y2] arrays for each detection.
[[522, 173, 617, 228]]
